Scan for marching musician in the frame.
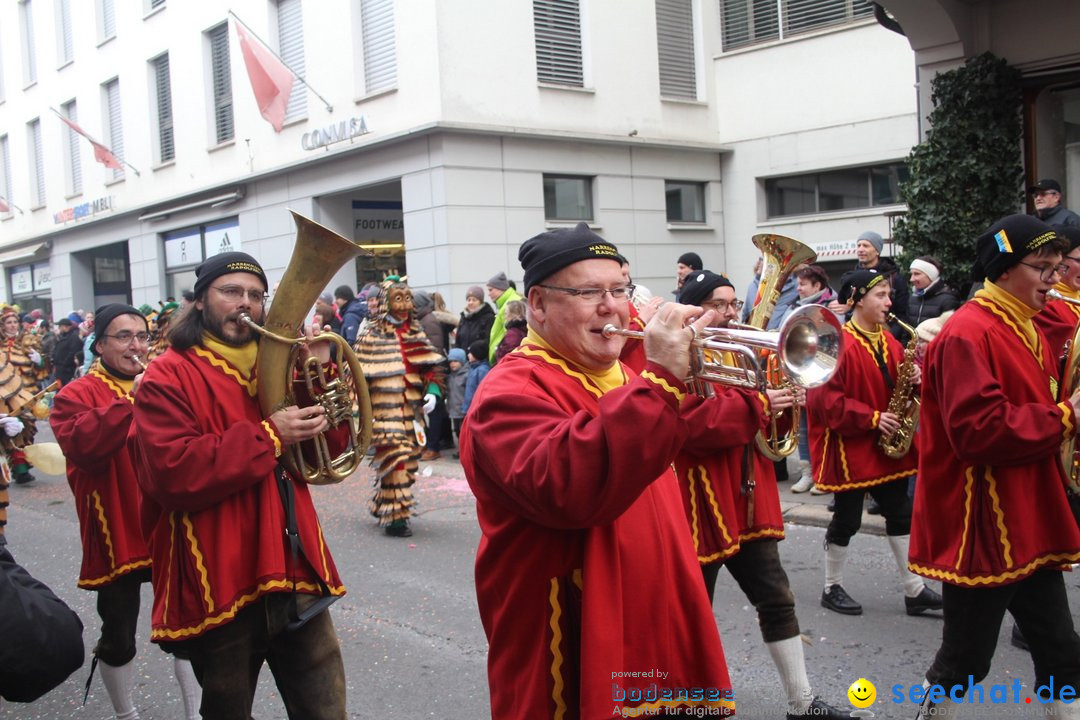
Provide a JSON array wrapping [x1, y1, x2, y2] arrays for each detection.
[[51, 304, 200, 720], [461, 223, 735, 718], [909, 215, 1080, 719], [674, 270, 847, 720], [806, 269, 943, 617], [1033, 224, 1080, 359], [130, 252, 350, 719]]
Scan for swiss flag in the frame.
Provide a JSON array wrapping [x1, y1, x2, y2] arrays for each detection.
[[57, 115, 123, 170], [235, 21, 295, 133]]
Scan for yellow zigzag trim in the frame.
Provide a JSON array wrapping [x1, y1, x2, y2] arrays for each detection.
[[547, 577, 568, 720], [814, 467, 916, 493], [843, 324, 891, 365], [164, 513, 176, 625], [77, 558, 151, 588], [182, 513, 215, 614], [149, 577, 346, 641], [688, 466, 702, 553], [985, 467, 1013, 567], [193, 346, 257, 396], [1060, 402, 1074, 444], [910, 550, 1080, 587], [641, 371, 685, 403], [838, 435, 852, 483], [89, 368, 133, 402], [699, 528, 786, 565], [972, 297, 1043, 369], [517, 344, 603, 399], [90, 490, 116, 568], [955, 467, 975, 570], [261, 420, 282, 457], [698, 465, 731, 546]]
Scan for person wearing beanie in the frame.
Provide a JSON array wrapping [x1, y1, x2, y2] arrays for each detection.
[[1033, 224, 1080, 358], [1029, 178, 1080, 228], [840, 230, 911, 341], [807, 268, 943, 620], [909, 215, 1080, 720], [315, 291, 341, 335], [907, 255, 961, 327], [333, 284, 365, 344], [455, 285, 495, 356], [675, 270, 848, 719], [675, 251, 704, 294], [485, 271, 522, 364], [129, 251, 350, 716], [354, 277, 446, 531], [460, 222, 735, 718], [445, 346, 470, 457], [51, 304, 202, 720], [461, 338, 490, 420]]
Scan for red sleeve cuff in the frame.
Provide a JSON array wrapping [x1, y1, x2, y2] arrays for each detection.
[[640, 362, 687, 408]]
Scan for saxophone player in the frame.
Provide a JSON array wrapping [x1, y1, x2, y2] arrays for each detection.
[[909, 215, 1080, 719], [807, 269, 943, 617]]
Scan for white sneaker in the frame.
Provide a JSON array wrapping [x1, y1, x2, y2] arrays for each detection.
[[791, 474, 814, 493], [809, 485, 828, 496]]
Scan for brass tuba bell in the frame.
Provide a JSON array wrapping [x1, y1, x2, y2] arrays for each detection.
[[241, 211, 374, 485]]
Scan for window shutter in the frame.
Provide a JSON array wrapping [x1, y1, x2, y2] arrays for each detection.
[[656, 0, 696, 99], [721, 0, 872, 51], [0, 136, 12, 210], [209, 24, 234, 143], [21, 0, 37, 85], [361, 0, 396, 93], [277, 0, 307, 121], [105, 78, 124, 179], [29, 119, 44, 207], [101, 0, 116, 39], [62, 100, 82, 195], [154, 54, 174, 162], [533, 0, 583, 87], [58, 0, 73, 64]]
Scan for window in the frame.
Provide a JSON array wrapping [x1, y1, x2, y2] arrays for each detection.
[[27, 118, 44, 208], [720, 0, 873, 51], [656, 0, 696, 99], [152, 53, 174, 163], [98, 0, 116, 41], [276, 0, 306, 121], [20, 0, 37, 86], [207, 23, 234, 144], [666, 181, 706, 222], [0, 136, 12, 213], [61, 99, 82, 196], [56, 0, 73, 65], [764, 162, 907, 218], [543, 175, 593, 221], [147, 0, 165, 10], [103, 77, 124, 180], [533, 0, 583, 87], [361, 0, 396, 93]]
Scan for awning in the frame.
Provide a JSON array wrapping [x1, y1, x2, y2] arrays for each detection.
[[0, 242, 47, 265]]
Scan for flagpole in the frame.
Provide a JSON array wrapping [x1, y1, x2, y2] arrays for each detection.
[[0, 197, 25, 214], [228, 10, 334, 113], [49, 107, 142, 177]]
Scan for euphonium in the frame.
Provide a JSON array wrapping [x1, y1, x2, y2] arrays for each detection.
[[878, 313, 920, 459], [241, 211, 374, 485], [1048, 289, 1080, 491], [746, 234, 819, 459]]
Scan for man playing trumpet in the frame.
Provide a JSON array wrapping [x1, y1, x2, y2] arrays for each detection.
[[807, 269, 942, 617]]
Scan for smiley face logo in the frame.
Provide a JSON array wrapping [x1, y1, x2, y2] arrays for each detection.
[[847, 678, 876, 709]]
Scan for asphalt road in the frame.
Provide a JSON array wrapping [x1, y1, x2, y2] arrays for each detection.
[[2, 434, 1075, 719]]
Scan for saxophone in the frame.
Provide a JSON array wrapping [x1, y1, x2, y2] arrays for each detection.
[[879, 313, 920, 459]]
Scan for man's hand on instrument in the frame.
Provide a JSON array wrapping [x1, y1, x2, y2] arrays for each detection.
[[638, 295, 664, 324], [300, 324, 332, 364], [131, 373, 144, 396], [766, 387, 803, 414], [643, 303, 718, 381], [878, 411, 901, 437], [910, 363, 922, 387], [270, 405, 329, 445]]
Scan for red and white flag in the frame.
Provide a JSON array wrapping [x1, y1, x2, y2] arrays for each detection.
[[234, 21, 295, 133], [0, 197, 9, 213], [56, 115, 123, 171]]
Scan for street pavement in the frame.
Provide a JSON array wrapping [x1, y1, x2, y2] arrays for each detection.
[[2, 435, 1074, 719]]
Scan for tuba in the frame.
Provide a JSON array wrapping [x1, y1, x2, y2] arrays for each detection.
[[1048, 289, 1080, 491], [241, 211, 374, 485], [744, 234, 819, 459]]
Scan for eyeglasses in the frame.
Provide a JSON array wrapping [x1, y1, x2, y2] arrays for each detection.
[[701, 299, 744, 313], [103, 331, 150, 345], [537, 284, 636, 303], [1017, 261, 1068, 282], [1065, 254, 1080, 264], [212, 285, 269, 304]]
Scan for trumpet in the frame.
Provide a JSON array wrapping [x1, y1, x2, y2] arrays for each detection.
[[602, 303, 842, 393]]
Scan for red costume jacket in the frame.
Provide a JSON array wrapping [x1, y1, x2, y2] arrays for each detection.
[[461, 342, 733, 719], [910, 298, 1080, 587], [1034, 287, 1080, 360], [51, 367, 151, 588], [130, 345, 345, 642], [807, 322, 917, 492], [676, 389, 783, 564]]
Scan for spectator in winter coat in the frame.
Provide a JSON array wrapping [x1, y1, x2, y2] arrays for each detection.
[[335, 285, 365, 344], [446, 347, 468, 455], [462, 339, 490, 417], [455, 286, 495, 353], [494, 300, 527, 363], [485, 273, 522, 364], [907, 256, 962, 326], [1029, 178, 1080, 228]]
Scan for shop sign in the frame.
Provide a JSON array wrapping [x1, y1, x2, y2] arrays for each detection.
[[10, 267, 31, 295], [53, 196, 114, 225], [302, 116, 370, 151], [32, 263, 50, 291]]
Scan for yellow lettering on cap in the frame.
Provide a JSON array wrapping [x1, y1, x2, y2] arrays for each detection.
[[588, 244, 618, 257]]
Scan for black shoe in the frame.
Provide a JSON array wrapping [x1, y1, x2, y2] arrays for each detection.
[[385, 521, 413, 538], [905, 585, 944, 616], [12, 471, 34, 485], [1010, 624, 1030, 652], [866, 498, 882, 515], [787, 696, 850, 719], [821, 584, 862, 615]]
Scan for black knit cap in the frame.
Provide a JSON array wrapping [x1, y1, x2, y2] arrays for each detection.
[[1054, 224, 1080, 254], [678, 270, 734, 306], [974, 214, 1059, 282], [192, 251, 267, 297], [518, 222, 623, 294], [838, 269, 887, 306], [91, 304, 147, 356], [677, 252, 703, 270]]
